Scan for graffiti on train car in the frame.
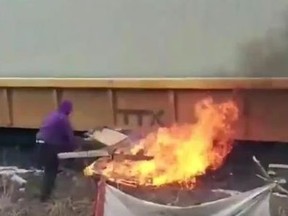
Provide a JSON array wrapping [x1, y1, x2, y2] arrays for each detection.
[[117, 109, 164, 126]]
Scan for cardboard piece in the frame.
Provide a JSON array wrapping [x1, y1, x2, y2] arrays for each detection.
[[59, 128, 130, 159], [91, 128, 128, 146]]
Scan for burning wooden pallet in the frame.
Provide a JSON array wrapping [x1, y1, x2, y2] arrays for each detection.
[[57, 127, 288, 215]]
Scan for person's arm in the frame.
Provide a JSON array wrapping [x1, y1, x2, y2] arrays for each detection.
[[60, 116, 77, 151]]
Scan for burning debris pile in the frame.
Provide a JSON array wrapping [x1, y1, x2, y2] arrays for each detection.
[[56, 97, 288, 215], [84, 97, 239, 196]]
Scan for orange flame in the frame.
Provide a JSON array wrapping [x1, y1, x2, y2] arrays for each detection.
[[86, 97, 239, 187]]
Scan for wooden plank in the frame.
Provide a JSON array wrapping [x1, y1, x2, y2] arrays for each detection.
[[115, 90, 174, 132], [0, 77, 287, 89], [10, 88, 56, 128], [176, 90, 245, 139], [61, 89, 113, 130]]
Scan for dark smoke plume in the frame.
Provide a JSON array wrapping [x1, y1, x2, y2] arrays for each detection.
[[240, 14, 288, 77]]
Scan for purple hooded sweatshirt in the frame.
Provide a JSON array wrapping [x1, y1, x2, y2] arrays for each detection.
[[37, 100, 76, 152]]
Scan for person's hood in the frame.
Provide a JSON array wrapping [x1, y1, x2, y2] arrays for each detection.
[[58, 100, 73, 115]]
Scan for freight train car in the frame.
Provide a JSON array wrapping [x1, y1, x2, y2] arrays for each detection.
[[0, 78, 287, 143]]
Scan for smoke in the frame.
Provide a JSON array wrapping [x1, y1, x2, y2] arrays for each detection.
[[240, 14, 288, 77]]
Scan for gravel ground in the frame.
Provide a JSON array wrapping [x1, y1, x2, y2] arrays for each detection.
[[0, 139, 288, 215]]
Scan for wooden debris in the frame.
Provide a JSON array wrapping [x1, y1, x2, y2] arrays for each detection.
[[58, 150, 109, 159], [253, 156, 288, 195], [58, 127, 150, 162]]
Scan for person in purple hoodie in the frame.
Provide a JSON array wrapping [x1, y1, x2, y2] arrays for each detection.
[[36, 100, 77, 202]]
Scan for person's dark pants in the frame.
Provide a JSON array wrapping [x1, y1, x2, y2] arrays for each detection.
[[36, 141, 59, 202]]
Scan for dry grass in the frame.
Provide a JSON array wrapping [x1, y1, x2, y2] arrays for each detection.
[[46, 198, 92, 216], [0, 198, 93, 216]]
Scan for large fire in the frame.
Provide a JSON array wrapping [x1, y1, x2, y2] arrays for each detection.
[[85, 97, 239, 188]]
